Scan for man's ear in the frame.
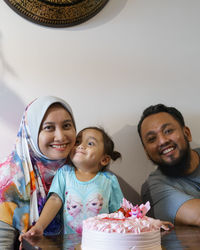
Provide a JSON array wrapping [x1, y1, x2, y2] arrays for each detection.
[[101, 155, 111, 166], [183, 126, 192, 142]]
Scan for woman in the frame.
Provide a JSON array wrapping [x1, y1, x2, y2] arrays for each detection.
[[0, 96, 76, 249]]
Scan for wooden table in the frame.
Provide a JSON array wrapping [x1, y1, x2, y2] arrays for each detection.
[[22, 226, 200, 249], [161, 225, 200, 249]]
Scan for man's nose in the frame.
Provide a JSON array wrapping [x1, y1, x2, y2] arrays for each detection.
[[158, 133, 169, 146]]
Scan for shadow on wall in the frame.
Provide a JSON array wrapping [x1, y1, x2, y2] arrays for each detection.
[[110, 124, 155, 205], [116, 174, 142, 205], [0, 80, 25, 129], [73, 0, 128, 30], [0, 31, 25, 130]]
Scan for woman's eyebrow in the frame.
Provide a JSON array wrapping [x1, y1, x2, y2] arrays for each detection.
[[63, 119, 73, 122], [42, 121, 54, 125]]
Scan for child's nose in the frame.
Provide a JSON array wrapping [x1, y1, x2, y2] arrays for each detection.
[[78, 143, 85, 149]]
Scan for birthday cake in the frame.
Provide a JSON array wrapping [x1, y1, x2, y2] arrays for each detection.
[[81, 198, 162, 250]]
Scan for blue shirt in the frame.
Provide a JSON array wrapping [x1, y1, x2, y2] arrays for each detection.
[[49, 164, 123, 234]]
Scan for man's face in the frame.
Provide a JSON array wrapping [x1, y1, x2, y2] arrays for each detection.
[[140, 112, 192, 176]]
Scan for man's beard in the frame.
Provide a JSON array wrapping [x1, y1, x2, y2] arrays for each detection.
[[148, 138, 191, 177]]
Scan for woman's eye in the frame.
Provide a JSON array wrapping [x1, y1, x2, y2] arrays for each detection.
[[88, 141, 95, 146], [64, 123, 72, 129], [43, 125, 54, 131]]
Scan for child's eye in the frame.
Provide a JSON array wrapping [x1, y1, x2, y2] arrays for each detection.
[[75, 139, 80, 145], [88, 141, 95, 146]]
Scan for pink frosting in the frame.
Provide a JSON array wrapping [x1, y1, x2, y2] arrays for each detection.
[[83, 198, 162, 234]]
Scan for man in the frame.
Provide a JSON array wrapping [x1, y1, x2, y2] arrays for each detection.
[[138, 104, 200, 226]]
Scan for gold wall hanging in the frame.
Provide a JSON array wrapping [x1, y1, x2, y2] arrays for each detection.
[[3, 0, 109, 27]]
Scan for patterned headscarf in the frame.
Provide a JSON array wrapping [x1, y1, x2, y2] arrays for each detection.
[[0, 96, 76, 234]]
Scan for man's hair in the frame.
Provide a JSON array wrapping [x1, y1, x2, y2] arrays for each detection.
[[137, 104, 185, 141]]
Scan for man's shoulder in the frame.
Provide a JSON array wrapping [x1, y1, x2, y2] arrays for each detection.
[[141, 168, 175, 203], [143, 167, 172, 187], [146, 167, 165, 180]]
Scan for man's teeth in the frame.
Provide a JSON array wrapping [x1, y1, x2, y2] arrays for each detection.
[[163, 147, 174, 154], [51, 144, 67, 148]]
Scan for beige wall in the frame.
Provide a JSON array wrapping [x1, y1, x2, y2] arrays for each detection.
[[0, 0, 200, 204]]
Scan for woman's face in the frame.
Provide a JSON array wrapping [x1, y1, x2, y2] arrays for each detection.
[[38, 104, 76, 160]]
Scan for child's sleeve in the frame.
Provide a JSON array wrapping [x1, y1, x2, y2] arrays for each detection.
[[48, 166, 67, 203], [109, 174, 124, 213]]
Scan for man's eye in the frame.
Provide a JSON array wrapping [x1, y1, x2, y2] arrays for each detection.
[[147, 137, 156, 143], [164, 128, 173, 134], [88, 141, 94, 146]]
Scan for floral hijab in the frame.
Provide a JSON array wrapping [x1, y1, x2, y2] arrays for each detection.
[[0, 96, 76, 234]]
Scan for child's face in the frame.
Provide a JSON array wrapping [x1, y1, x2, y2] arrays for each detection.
[[70, 129, 109, 172]]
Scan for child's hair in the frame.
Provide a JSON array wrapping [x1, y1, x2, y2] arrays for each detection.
[[79, 126, 121, 171]]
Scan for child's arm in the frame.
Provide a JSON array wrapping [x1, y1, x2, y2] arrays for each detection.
[[22, 193, 62, 238]]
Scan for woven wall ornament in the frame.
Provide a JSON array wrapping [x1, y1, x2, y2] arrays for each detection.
[[3, 0, 109, 27]]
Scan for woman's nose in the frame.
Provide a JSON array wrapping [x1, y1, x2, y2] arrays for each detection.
[[55, 128, 65, 141]]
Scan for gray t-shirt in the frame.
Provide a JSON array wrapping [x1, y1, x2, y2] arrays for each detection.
[[141, 148, 200, 224]]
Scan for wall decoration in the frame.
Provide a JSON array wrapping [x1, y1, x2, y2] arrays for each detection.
[[3, 0, 109, 27]]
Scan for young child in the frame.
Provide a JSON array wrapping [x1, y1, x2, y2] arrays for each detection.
[[22, 126, 123, 236]]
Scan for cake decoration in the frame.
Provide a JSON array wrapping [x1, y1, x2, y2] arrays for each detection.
[[118, 198, 150, 218], [81, 198, 164, 250]]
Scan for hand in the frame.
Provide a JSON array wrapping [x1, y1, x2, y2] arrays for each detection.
[[150, 218, 174, 231], [19, 224, 44, 250], [19, 224, 44, 242], [159, 220, 174, 231]]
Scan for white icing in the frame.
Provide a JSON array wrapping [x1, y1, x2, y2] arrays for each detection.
[[82, 230, 161, 250]]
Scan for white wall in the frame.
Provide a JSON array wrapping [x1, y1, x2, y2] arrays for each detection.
[[1, 0, 200, 204]]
